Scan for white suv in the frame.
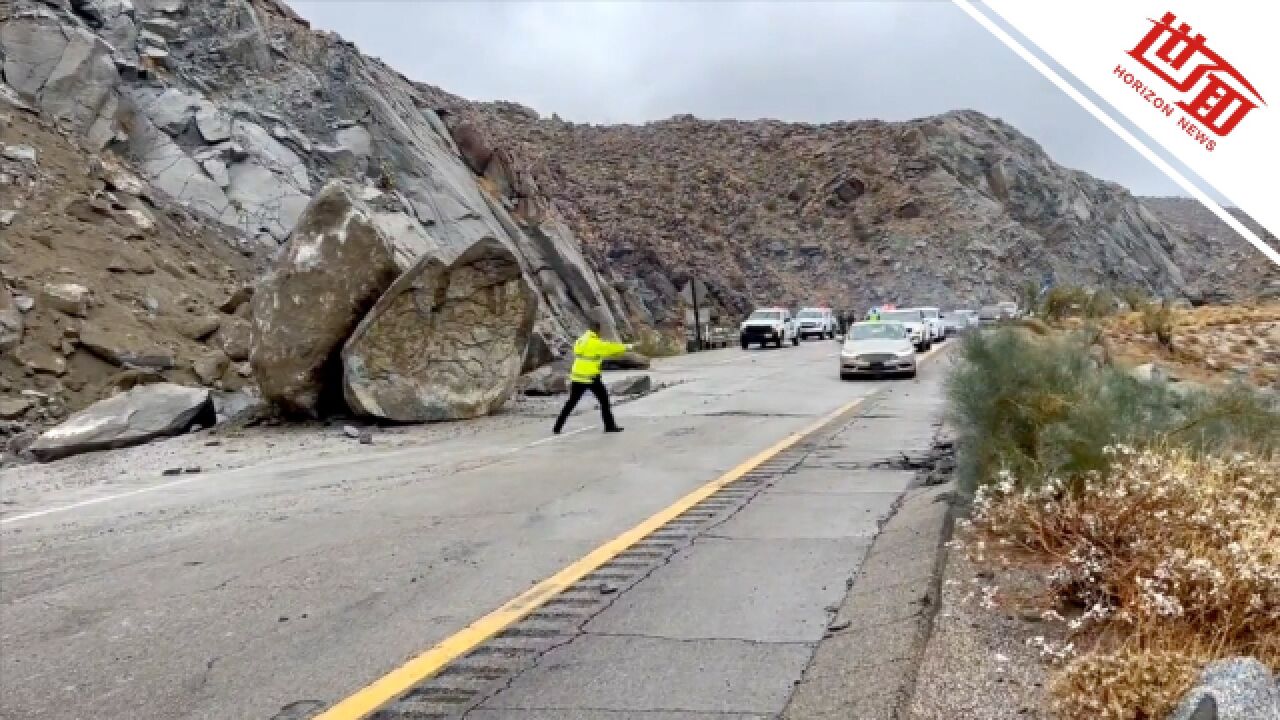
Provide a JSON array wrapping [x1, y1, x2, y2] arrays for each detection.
[[910, 306, 946, 343], [877, 308, 932, 352], [796, 307, 836, 340], [740, 307, 799, 349]]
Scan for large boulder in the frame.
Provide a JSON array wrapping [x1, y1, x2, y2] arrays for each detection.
[[521, 365, 569, 396], [1168, 658, 1279, 720], [28, 383, 214, 462], [249, 182, 402, 416], [342, 237, 537, 422]]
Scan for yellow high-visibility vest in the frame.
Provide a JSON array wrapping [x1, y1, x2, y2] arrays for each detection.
[[570, 330, 627, 383]]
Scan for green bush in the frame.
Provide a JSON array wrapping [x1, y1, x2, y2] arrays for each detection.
[[1141, 300, 1176, 349], [1018, 280, 1042, 317], [1042, 286, 1089, 321], [1120, 286, 1151, 312], [946, 328, 1280, 493], [1083, 288, 1117, 318]]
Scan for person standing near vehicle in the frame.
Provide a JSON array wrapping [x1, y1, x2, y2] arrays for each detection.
[[553, 319, 631, 434]]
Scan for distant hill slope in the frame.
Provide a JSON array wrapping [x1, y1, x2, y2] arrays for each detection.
[[1141, 197, 1279, 302], [445, 98, 1259, 320]]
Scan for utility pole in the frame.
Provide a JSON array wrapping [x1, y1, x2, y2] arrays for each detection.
[[691, 278, 703, 352]]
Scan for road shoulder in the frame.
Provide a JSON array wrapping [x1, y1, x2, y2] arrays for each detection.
[[783, 469, 958, 719]]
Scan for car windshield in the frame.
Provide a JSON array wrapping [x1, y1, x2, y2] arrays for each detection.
[[880, 310, 921, 322], [979, 306, 1001, 316], [850, 323, 904, 340], [920, 309, 939, 318], [797, 310, 823, 318], [749, 311, 781, 321]]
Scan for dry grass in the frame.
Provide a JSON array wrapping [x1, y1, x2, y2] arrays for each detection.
[[970, 447, 1280, 719], [1088, 302, 1280, 388]]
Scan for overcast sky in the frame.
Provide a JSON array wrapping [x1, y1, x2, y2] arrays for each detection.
[[288, 0, 1189, 198]]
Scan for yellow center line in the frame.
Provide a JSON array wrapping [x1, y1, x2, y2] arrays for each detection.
[[317, 343, 950, 719]]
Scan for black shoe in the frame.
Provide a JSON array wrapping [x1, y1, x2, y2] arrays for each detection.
[[605, 427, 624, 433]]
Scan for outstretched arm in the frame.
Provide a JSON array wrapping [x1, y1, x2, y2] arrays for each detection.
[[600, 339, 630, 358]]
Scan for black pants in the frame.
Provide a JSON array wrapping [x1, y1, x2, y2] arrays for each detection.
[[553, 377, 617, 432]]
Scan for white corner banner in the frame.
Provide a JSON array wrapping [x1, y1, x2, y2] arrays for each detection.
[[956, 0, 1280, 267]]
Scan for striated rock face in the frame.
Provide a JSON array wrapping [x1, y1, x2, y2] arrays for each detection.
[[249, 181, 401, 416], [1, 3, 121, 148], [343, 237, 536, 422]]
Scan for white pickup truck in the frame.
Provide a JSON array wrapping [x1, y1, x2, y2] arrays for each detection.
[[740, 307, 799, 349], [795, 307, 836, 340]]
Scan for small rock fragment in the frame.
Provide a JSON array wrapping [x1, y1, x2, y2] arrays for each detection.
[[41, 283, 91, 317], [0, 397, 33, 420], [343, 425, 360, 439], [2, 145, 37, 164], [163, 467, 183, 476]]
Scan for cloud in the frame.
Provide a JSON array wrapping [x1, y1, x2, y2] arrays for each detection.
[[289, 0, 1187, 197]]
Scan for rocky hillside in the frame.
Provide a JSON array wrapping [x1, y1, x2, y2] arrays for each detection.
[[1141, 197, 1280, 302], [452, 103, 1236, 320], [2, 0, 1273, 445], [2, 99, 259, 444]]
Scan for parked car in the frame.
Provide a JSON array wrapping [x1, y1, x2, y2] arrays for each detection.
[[796, 307, 837, 340], [839, 321, 918, 380], [876, 308, 931, 352], [915, 307, 946, 343], [740, 307, 799, 349], [947, 309, 979, 332], [997, 301, 1020, 319], [978, 305, 1004, 325]]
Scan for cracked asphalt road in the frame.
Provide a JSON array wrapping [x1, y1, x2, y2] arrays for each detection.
[[466, 368, 946, 720], [0, 339, 947, 720]]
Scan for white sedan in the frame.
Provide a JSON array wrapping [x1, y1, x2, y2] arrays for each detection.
[[839, 321, 918, 380]]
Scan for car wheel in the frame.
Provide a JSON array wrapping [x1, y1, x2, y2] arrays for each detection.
[[840, 373, 852, 381], [741, 340, 749, 350], [906, 368, 918, 379], [792, 336, 800, 346]]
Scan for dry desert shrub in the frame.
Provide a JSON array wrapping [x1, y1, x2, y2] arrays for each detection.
[[973, 448, 1279, 719]]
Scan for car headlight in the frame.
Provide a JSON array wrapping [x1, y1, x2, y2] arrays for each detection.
[[896, 350, 914, 358]]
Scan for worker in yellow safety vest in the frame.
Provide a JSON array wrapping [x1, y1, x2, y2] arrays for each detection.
[[869, 307, 882, 322], [553, 319, 632, 434]]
